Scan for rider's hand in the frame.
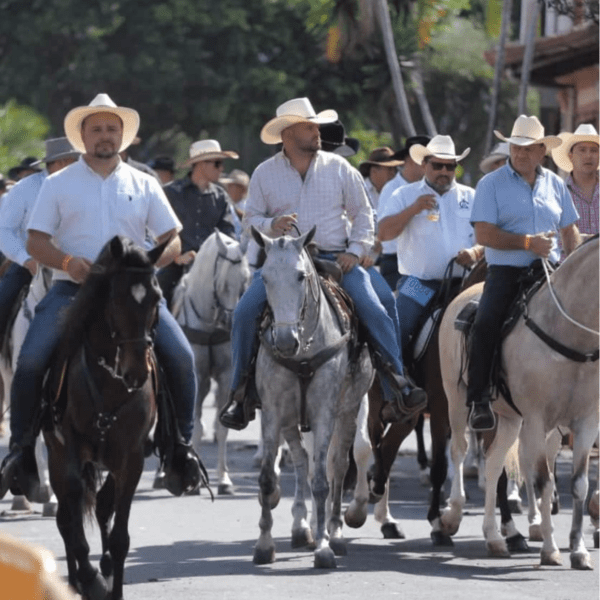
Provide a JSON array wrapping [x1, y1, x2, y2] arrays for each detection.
[[530, 231, 555, 259], [67, 257, 93, 283], [337, 252, 359, 274], [455, 248, 477, 268], [174, 250, 196, 265], [24, 259, 38, 276], [272, 213, 298, 236]]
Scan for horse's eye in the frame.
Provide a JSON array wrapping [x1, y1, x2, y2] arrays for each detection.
[[298, 272, 306, 282]]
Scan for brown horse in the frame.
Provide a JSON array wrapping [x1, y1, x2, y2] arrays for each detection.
[[43, 236, 166, 600]]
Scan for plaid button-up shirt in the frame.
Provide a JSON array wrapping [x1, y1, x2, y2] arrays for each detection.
[[566, 173, 599, 235]]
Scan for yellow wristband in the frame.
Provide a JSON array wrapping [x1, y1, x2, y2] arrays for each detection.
[[61, 254, 73, 272], [524, 235, 531, 251]]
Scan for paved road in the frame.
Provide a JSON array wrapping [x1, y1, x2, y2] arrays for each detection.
[[0, 403, 598, 600]]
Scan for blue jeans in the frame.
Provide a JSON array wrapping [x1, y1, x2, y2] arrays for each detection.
[[0, 262, 32, 336], [230, 256, 404, 397], [10, 281, 196, 446], [378, 253, 401, 293]]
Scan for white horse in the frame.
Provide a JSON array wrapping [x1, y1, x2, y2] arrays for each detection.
[[439, 237, 599, 569], [0, 265, 55, 515], [172, 230, 250, 495], [251, 226, 374, 568]]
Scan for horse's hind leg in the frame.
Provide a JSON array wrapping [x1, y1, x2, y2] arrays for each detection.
[[415, 413, 430, 485]]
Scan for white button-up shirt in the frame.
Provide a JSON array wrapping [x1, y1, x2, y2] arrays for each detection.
[[377, 171, 409, 255], [0, 170, 47, 266], [379, 178, 475, 280], [243, 150, 374, 258], [28, 157, 181, 281]]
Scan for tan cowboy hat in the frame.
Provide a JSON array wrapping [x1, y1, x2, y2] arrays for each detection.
[[551, 124, 600, 173], [409, 135, 470, 165], [479, 142, 510, 174], [494, 115, 561, 149], [64, 94, 140, 154], [180, 140, 239, 169], [358, 147, 404, 177], [219, 168, 250, 188], [31, 137, 80, 166], [260, 98, 338, 145]]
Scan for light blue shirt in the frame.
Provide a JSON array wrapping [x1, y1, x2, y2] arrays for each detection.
[[471, 161, 578, 266], [0, 170, 47, 266]]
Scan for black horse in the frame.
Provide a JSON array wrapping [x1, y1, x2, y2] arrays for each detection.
[[43, 236, 166, 600]]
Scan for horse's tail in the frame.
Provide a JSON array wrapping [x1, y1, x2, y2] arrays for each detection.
[[82, 462, 101, 522], [504, 437, 522, 488]]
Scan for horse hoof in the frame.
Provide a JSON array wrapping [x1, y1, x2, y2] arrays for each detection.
[[463, 465, 478, 479], [253, 545, 275, 565], [570, 552, 593, 570], [10, 495, 32, 512], [217, 483, 235, 496], [540, 550, 562, 566], [506, 533, 530, 553], [430, 531, 453, 547], [529, 524, 543, 542], [486, 540, 510, 558], [551, 498, 560, 515], [594, 530, 599, 549], [381, 522, 405, 539], [80, 570, 109, 600], [313, 548, 336, 569], [100, 552, 113, 579], [329, 537, 347, 556], [344, 507, 367, 529], [153, 472, 166, 489], [184, 486, 201, 496], [291, 528, 314, 549], [30, 485, 52, 504], [507, 499, 523, 514], [419, 470, 431, 487], [42, 502, 58, 518]]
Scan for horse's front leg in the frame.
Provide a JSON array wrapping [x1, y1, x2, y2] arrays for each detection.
[[96, 474, 116, 590], [214, 360, 234, 495], [253, 412, 281, 564]]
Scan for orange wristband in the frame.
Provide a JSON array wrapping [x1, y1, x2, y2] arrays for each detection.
[[524, 235, 531, 251], [61, 254, 73, 272]]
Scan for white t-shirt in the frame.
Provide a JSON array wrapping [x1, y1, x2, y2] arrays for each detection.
[[28, 157, 182, 281], [378, 178, 475, 280]]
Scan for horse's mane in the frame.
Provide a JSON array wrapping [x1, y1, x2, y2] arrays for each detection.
[[58, 237, 154, 359]]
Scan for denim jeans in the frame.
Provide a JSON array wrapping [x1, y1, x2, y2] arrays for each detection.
[[0, 262, 32, 336], [230, 255, 404, 394], [10, 281, 196, 446], [378, 253, 401, 293], [466, 265, 524, 406]]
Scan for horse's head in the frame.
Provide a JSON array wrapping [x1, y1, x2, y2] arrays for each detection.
[[102, 236, 165, 390], [252, 225, 317, 357]]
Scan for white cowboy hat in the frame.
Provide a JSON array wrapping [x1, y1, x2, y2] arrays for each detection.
[[479, 142, 510, 174], [494, 115, 561, 149], [260, 98, 338, 145], [180, 140, 239, 169], [219, 168, 250, 188], [31, 137, 80, 166], [64, 94, 140, 154], [550, 124, 600, 173], [409, 135, 470, 165]]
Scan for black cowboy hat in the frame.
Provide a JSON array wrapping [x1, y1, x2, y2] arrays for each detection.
[[8, 157, 42, 179], [393, 135, 431, 161], [148, 155, 176, 173], [320, 120, 360, 157]]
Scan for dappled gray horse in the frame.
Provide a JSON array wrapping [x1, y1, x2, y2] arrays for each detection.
[[172, 230, 250, 495], [251, 226, 374, 568], [439, 236, 599, 570]]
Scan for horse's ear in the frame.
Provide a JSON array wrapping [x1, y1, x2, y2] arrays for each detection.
[[148, 236, 171, 266], [251, 226, 268, 249], [109, 236, 125, 259], [301, 225, 317, 248], [215, 229, 228, 254]]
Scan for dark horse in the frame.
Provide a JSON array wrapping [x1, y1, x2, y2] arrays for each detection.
[[359, 258, 528, 550], [43, 236, 165, 600]]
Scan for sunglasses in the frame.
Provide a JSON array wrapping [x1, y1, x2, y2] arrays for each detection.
[[428, 161, 457, 172], [208, 160, 224, 168]]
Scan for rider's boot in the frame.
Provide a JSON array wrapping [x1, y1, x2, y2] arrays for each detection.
[[468, 393, 496, 432], [219, 374, 261, 431], [0, 441, 40, 501], [380, 370, 428, 424]]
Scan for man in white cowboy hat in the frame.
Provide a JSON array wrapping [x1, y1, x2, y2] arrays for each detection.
[[0, 137, 80, 341], [377, 135, 430, 291], [219, 168, 250, 242], [479, 142, 510, 175], [551, 123, 599, 238], [0, 94, 203, 500], [156, 139, 237, 306], [220, 97, 426, 431], [378, 134, 482, 358], [467, 115, 581, 431]]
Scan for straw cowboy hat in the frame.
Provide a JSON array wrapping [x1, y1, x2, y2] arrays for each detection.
[[180, 140, 239, 169], [409, 135, 470, 165], [494, 115, 561, 149], [261, 98, 338, 145], [358, 147, 404, 178], [31, 137, 80, 166], [64, 93, 140, 154], [219, 169, 250, 188], [479, 142, 510, 174], [551, 124, 600, 173]]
